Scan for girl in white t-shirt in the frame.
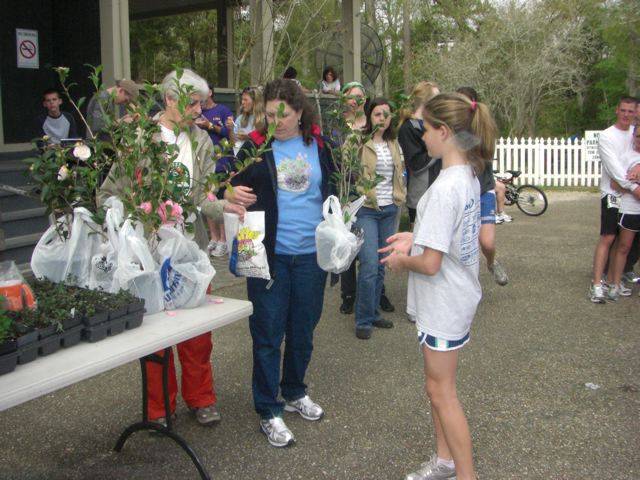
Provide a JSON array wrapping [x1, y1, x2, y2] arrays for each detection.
[[381, 93, 497, 480], [609, 125, 640, 296]]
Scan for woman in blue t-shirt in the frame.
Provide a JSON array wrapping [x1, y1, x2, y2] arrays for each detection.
[[227, 79, 334, 448]]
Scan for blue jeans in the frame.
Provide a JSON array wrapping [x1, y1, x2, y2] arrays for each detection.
[[247, 253, 327, 419], [354, 204, 398, 330]]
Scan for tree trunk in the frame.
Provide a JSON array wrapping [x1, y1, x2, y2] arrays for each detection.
[[403, 0, 411, 94]]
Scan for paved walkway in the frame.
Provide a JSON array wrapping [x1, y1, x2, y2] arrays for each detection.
[[1, 191, 638, 479]]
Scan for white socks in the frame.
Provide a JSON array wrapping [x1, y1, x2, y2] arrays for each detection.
[[437, 457, 455, 469]]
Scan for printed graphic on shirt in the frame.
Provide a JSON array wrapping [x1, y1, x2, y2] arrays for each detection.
[[460, 197, 480, 265], [277, 153, 312, 193], [168, 161, 191, 195]]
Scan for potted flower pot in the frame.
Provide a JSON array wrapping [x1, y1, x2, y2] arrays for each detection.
[[61, 315, 82, 331], [37, 324, 57, 340]]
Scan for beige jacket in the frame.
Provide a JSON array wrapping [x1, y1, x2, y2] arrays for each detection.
[[359, 138, 407, 209], [97, 119, 227, 250]]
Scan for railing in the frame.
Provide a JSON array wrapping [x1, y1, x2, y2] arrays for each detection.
[[493, 135, 602, 187]]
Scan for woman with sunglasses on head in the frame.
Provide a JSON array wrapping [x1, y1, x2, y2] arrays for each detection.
[[353, 98, 406, 340]]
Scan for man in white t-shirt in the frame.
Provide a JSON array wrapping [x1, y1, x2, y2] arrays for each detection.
[[589, 97, 639, 303]]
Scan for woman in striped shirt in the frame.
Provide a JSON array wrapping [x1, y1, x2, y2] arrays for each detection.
[[354, 98, 406, 339]]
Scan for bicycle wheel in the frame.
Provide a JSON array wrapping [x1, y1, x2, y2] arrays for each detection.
[[516, 185, 548, 216]]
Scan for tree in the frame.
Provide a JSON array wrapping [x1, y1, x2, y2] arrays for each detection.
[[411, 1, 597, 136]]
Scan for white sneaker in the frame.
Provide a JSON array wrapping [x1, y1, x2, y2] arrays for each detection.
[[284, 395, 324, 421], [607, 284, 619, 301], [405, 454, 456, 480], [496, 212, 512, 223], [611, 283, 632, 297], [209, 241, 228, 257], [259, 416, 295, 447], [589, 283, 606, 304]]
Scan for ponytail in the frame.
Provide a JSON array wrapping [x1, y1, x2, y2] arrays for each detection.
[[422, 92, 497, 175]]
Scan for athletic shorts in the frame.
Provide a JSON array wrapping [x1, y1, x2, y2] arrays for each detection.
[[418, 330, 470, 352], [619, 213, 640, 232], [480, 191, 496, 225], [600, 195, 620, 236]]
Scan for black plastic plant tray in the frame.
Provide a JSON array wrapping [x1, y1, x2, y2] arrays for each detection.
[[82, 322, 110, 343], [124, 311, 144, 330], [108, 317, 127, 336], [82, 310, 109, 327], [17, 341, 40, 365], [37, 325, 57, 340], [127, 299, 145, 314], [15, 330, 38, 348], [108, 305, 129, 321], [39, 333, 62, 356], [0, 351, 18, 375], [61, 326, 83, 348]]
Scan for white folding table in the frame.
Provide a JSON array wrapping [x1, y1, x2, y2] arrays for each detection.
[[0, 296, 253, 480]]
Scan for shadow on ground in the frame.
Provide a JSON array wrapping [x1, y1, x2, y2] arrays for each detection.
[[1, 192, 638, 480]]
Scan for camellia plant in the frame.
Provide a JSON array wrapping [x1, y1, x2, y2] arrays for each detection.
[[324, 91, 386, 221], [25, 66, 276, 243]]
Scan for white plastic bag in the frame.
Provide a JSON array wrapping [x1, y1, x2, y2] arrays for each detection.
[[225, 211, 270, 280], [31, 217, 71, 283], [315, 195, 364, 274], [113, 219, 164, 314], [157, 225, 215, 310], [88, 197, 123, 292], [31, 207, 101, 286]]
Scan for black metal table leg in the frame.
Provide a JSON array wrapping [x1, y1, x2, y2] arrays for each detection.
[[113, 347, 212, 480]]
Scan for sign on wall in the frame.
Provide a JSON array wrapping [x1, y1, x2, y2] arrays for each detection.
[[16, 29, 39, 69], [584, 130, 602, 164]]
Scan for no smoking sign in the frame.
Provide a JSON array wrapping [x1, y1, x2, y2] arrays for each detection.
[[16, 29, 39, 69]]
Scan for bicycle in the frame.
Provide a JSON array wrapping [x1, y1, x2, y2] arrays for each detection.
[[494, 170, 548, 216]]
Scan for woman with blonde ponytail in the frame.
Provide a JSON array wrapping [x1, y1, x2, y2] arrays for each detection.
[[381, 92, 497, 480]]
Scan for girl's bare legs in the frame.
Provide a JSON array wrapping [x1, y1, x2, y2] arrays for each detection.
[[423, 346, 476, 480], [611, 228, 636, 285], [479, 222, 496, 267]]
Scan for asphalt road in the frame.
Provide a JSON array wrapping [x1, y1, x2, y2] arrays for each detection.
[[1, 191, 638, 480]]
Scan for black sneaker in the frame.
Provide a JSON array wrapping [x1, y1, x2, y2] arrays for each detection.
[[379, 294, 395, 312], [340, 296, 354, 314], [372, 318, 394, 329], [355, 327, 372, 339]]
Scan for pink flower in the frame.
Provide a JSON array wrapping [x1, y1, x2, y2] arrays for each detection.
[[157, 200, 184, 225], [138, 202, 152, 214], [207, 191, 216, 202]]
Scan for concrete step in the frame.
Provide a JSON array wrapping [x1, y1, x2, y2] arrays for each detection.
[[0, 207, 47, 222], [1, 215, 50, 238]]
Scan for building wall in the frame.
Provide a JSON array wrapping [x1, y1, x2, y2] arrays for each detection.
[[0, 0, 101, 144]]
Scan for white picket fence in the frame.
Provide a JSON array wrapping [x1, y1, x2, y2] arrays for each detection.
[[493, 136, 601, 187]]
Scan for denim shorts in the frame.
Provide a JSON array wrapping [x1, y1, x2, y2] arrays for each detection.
[[480, 191, 496, 225], [418, 330, 470, 351]]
